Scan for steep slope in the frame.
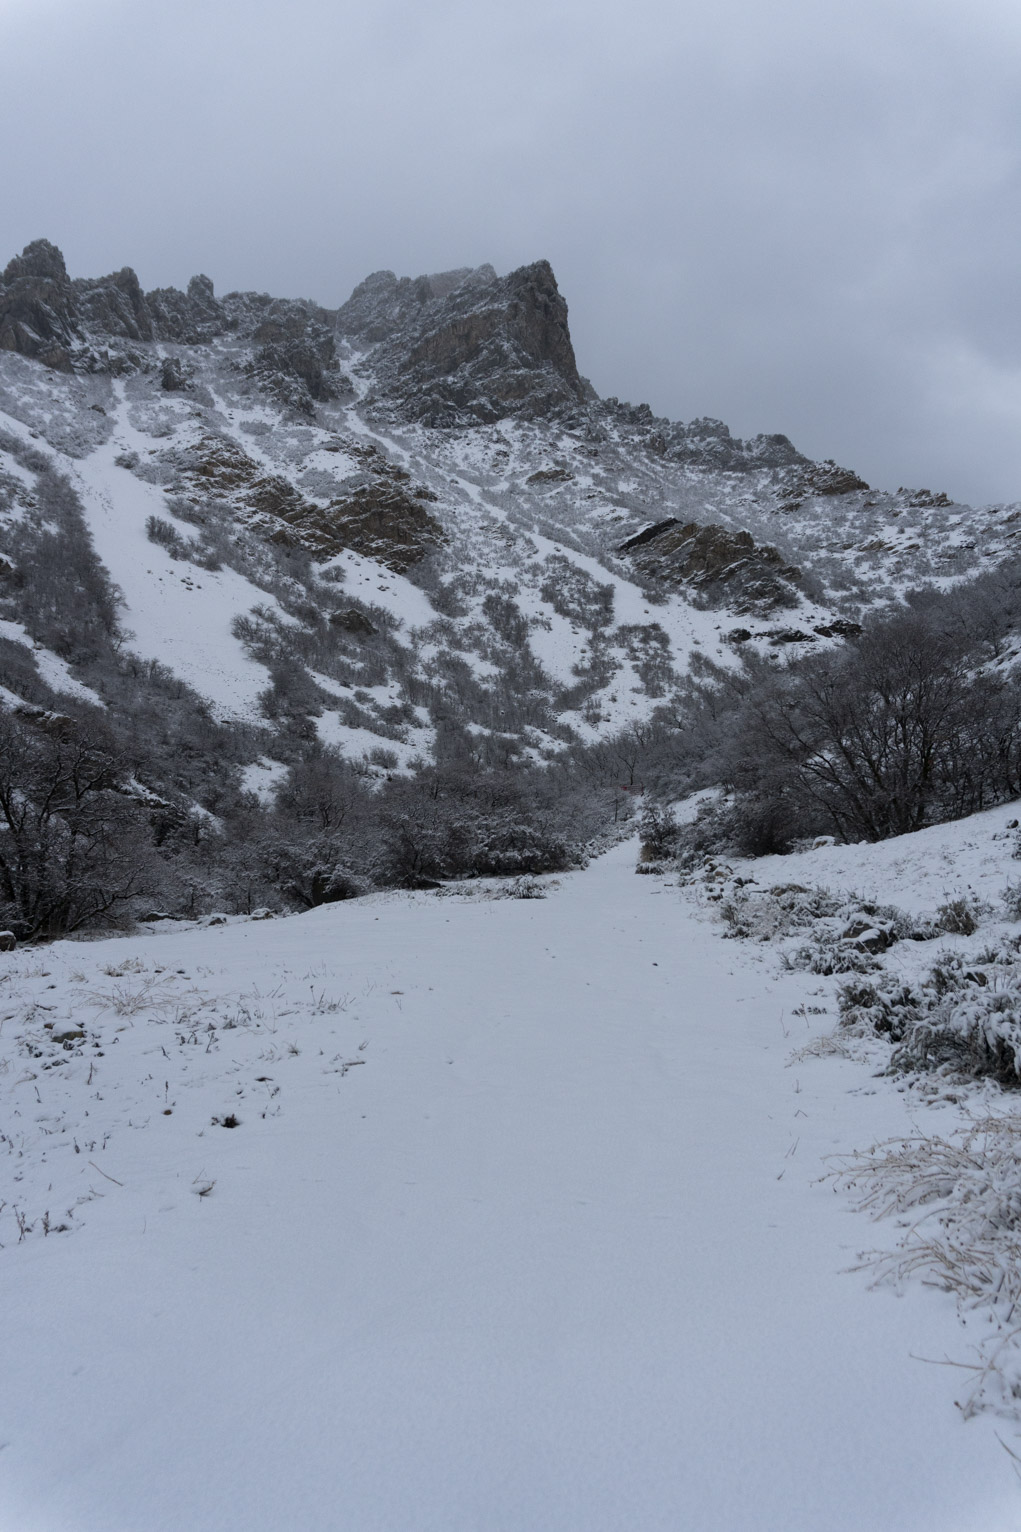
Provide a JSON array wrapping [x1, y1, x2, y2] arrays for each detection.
[[1, 237, 1018, 793]]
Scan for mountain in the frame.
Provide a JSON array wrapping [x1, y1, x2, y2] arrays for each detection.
[[1, 236, 1019, 927]]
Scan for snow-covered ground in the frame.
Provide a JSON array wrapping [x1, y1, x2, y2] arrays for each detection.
[[1, 840, 1017, 1531], [729, 801, 1021, 917]]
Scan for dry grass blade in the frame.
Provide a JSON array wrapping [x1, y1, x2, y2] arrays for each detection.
[[829, 1111, 1021, 1418]]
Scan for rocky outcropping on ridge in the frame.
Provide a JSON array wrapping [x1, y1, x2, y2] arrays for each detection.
[[0, 239, 80, 371], [338, 260, 592, 426], [0, 241, 346, 416]]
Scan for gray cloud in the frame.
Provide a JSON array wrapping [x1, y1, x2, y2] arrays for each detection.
[[4, 0, 1021, 502]]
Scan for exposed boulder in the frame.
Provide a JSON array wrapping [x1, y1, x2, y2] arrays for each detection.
[[842, 919, 895, 954], [814, 619, 863, 639], [527, 466, 574, 484], [767, 627, 816, 645]]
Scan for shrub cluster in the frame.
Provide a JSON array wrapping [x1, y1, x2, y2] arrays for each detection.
[[838, 941, 1021, 1086]]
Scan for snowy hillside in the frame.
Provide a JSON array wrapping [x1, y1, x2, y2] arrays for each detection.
[[3, 237, 1018, 780]]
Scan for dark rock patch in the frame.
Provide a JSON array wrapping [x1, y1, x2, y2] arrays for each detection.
[[338, 260, 591, 426], [329, 608, 378, 637], [814, 619, 863, 639], [619, 519, 802, 613], [527, 466, 574, 485]]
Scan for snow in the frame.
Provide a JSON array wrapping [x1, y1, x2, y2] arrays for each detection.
[[240, 757, 289, 803], [1, 841, 1017, 1530], [0, 447, 36, 492], [315, 709, 429, 768], [0, 394, 282, 723], [737, 800, 1021, 916], [0, 617, 104, 706], [521, 606, 584, 684], [316, 548, 436, 628], [71, 429, 281, 722]]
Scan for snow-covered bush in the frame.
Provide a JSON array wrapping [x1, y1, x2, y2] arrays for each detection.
[[719, 883, 844, 942], [934, 895, 986, 936], [785, 931, 883, 976], [838, 978, 921, 1039], [895, 975, 1021, 1085], [834, 940, 1021, 1085], [146, 513, 184, 553], [539, 553, 614, 630]]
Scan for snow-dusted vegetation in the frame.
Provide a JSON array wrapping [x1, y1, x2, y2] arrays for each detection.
[[663, 803, 1021, 1425]]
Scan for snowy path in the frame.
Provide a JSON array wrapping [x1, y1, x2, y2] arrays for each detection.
[[2, 843, 1016, 1531]]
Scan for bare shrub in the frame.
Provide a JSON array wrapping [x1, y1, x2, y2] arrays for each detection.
[[146, 514, 184, 554], [0, 709, 156, 939]]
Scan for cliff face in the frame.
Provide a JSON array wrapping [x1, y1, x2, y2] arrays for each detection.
[[0, 235, 992, 815], [338, 259, 591, 425], [0, 239, 80, 370]]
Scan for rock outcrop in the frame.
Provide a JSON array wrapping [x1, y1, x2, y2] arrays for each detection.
[[338, 260, 591, 425], [165, 434, 442, 571], [618, 518, 802, 612], [0, 241, 348, 417], [0, 239, 79, 370], [245, 298, 349, 417], [0, 240, 235, 369], [779, 460, 870, 510], [74, 265, 154, 342], [146, 274, 227, 345]]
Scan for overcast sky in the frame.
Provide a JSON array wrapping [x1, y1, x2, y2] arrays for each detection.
[[4, 0, 1021, 504]]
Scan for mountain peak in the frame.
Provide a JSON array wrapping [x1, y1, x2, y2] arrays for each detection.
[[338, 258, 588, 426], [3, 237, 69, 287]]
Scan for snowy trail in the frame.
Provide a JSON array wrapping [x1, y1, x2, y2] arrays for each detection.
[[2, 843, 1016, 1531]]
